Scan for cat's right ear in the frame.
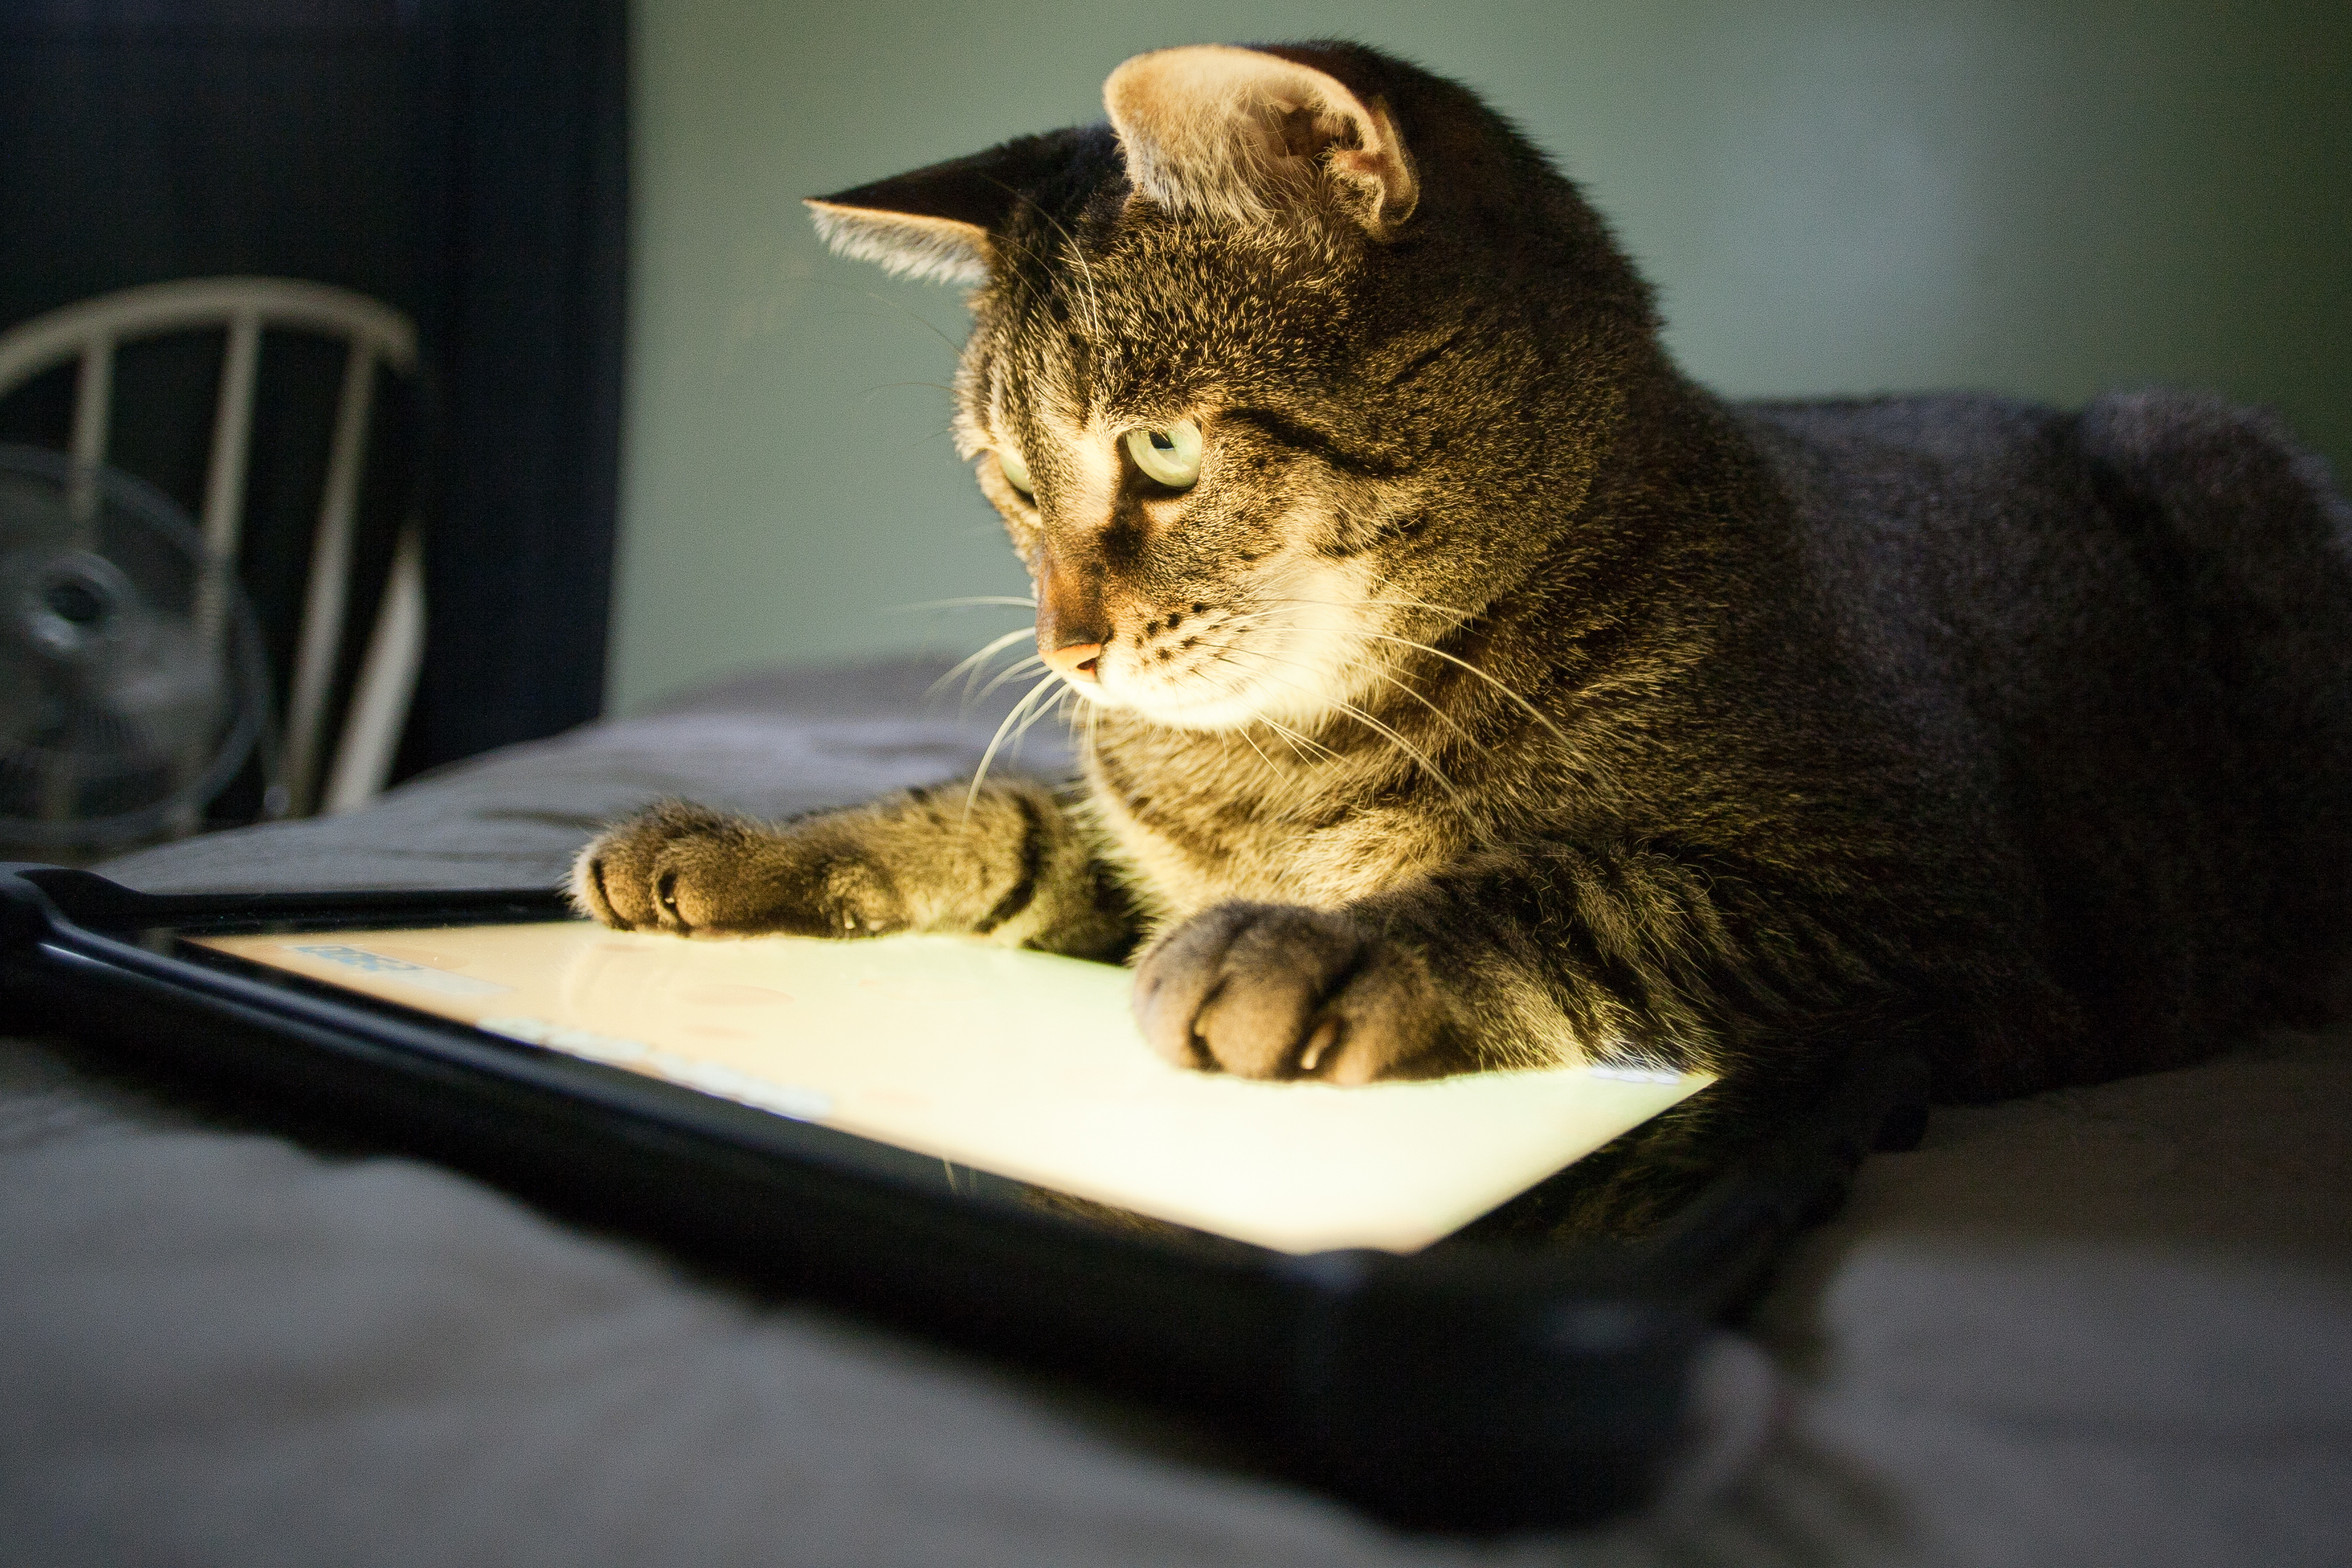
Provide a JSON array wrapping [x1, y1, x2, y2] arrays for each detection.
[[1104, 44, 1420, 238], [806, 130, 1090, 284]]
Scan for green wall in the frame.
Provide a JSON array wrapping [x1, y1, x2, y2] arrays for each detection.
[[610, 0, 2350, 713]]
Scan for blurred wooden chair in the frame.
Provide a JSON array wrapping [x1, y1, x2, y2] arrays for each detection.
[[0, 277, 424, 817]]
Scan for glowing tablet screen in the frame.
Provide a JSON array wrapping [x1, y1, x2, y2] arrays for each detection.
[[197, 922, 1713, 1254]]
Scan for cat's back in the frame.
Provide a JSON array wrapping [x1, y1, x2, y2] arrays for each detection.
[[1738, 389, 2351, 740], [1733, 393, 2106, 741], [1738, 389, 2352, 1072]]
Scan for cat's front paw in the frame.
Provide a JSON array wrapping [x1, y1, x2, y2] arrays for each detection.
[[571, 800, 907, 937], [1131, 902, 1457, 1084]]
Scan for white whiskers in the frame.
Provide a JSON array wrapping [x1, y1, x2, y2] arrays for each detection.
[[1186, 632, 1466, 807], [1354, 629, 1568, 743], [975, 654, 1048, 701], [1258, 594, 1566, 742], [1329, 697, 1466, 807], [894, 595, 1040, 612], [929, 624, 1039, 705], [965, 671, 1063, 819]]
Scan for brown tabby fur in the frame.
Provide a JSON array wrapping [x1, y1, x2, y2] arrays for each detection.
[[575, 42, 2352, 1105]]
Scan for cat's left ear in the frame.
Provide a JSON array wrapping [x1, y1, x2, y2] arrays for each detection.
[[1104, 44, 1419, 238], [806, 130, 1092, 284]]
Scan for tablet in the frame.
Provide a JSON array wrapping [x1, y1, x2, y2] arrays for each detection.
[[0, 865, 1926, 1530], [197, 919, 1713, 1255]]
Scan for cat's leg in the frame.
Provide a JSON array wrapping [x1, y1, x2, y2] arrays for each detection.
[[1132, 841, 1960, 1085], [571, 782, 1133, 956]]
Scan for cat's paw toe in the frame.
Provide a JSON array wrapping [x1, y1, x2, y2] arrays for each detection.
[[1131, 902, 1455, 1084], [572, 800, 720, 929], [571, 800, 905, 937]]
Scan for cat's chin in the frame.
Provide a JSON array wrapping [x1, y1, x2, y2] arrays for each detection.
[[1112, 691, 1301, 733], [1084, 679, 1346, 734]]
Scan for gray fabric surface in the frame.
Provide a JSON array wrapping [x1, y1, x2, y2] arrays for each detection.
[[95, 657, 1076, 895], [4, 656, 2347, 1565]]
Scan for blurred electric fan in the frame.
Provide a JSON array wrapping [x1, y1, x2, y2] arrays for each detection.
[[0, 444, 274, 853]]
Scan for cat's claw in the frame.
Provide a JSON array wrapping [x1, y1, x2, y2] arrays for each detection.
[[1132, 901, 1456, 1084], [571, 799, 907, 937]]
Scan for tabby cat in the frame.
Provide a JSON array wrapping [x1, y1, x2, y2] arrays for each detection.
[[575, 41, 2352, 1103]]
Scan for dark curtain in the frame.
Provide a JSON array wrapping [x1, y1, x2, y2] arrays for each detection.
[[408, 0, 627, 772], [0, 0, 626, 783]]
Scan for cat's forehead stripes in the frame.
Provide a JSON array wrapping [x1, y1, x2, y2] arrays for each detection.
[[1036, 408, 1121, 530], [982, 338, 1145, 529]]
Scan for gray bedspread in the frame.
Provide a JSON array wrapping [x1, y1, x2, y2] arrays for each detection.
[[4, 657, 2347, 1567]]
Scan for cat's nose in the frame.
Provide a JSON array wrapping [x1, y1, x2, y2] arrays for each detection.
[[1043, 640, 1105, 684]]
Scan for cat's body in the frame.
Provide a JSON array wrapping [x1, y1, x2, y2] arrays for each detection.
[[577, 42, 2352, 1103]]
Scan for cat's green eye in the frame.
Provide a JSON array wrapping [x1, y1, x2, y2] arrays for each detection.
[[997, 445, 1034, 497], [1123, 420, 1203, 490]]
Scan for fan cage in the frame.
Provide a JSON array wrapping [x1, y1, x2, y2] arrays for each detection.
[[0, 443, 271, 849]]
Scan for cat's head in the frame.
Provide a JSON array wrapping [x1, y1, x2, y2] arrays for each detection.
[[809, 42, 1656, 731]]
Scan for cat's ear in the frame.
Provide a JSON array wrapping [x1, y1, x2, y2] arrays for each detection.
[[806, 163, 998, 285], [806, 131, 1093, 284], [1104, 44, 1419, 237]]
